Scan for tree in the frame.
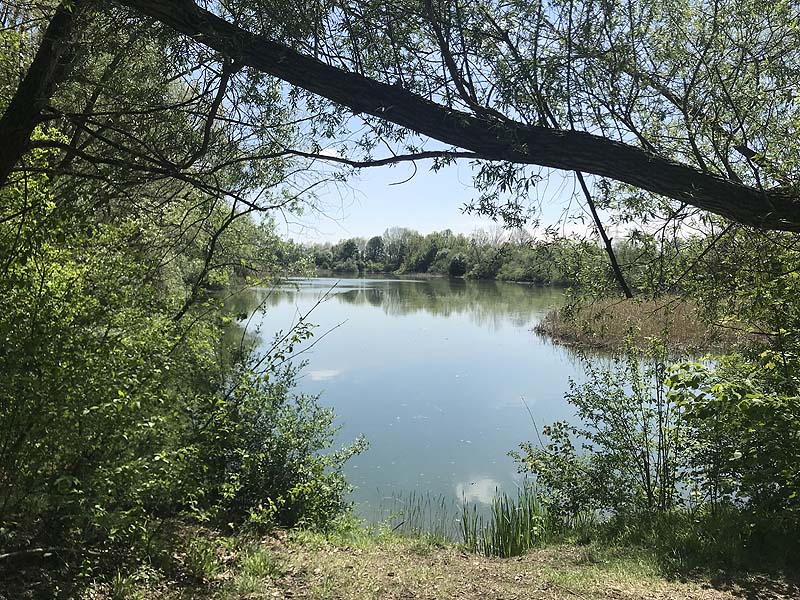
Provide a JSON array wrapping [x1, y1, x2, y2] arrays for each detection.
[[0, 3, 359, 580], [119, 1, 800, 231], [365, 235, 385, 263], [3, 0, 800, 233], [382, 227, 415, 271], [335, 238, 360, 262], [404, 232, 439, 273]]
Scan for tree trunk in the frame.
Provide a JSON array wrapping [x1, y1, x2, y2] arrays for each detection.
[[0, 1, 85, 188]]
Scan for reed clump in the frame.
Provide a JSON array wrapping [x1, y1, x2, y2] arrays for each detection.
[[461, 483, 554, 558], [379, 490, 458, 543], [534, 297, 747, 352]]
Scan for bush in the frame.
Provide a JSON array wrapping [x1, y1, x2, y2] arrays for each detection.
[[513, 342, 800, 573], [448, 254, 468, 277], [0, 159, 364, 595], [513, 343, 680, 519], [188, 350, 368, 529], [603, 508, 800, 574], [667, 357, 800, 515]]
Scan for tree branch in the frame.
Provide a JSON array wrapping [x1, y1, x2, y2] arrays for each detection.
[[114, 0, 800, 231]]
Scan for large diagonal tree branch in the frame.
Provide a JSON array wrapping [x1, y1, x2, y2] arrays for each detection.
[[114, 0, 800, 231]]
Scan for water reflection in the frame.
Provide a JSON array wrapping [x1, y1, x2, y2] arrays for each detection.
[[244, 276, 565, 331], [456, 477, 502, 505], [307, 369, 342, 381]]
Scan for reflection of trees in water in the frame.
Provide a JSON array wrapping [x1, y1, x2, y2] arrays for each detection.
[[365, 288, 383, 307], [225, 286, 290, 312], [220, 285, 307, 352], [338, 287, 383, 307], [227, 279, 564, 331], [218, 286, 282, 364], [333, 278, 563, 329]]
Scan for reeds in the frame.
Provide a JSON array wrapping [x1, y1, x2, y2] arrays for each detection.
[[460, 482, 551, 557], [534, 297, 747, 352], [375, 484, 595, 558], [378, 490, 459, 543]]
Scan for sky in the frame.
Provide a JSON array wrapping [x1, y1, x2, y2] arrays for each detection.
[[274, 156, 600, 244]]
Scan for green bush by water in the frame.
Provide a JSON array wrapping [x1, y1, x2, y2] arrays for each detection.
[[514, 343, 800, 574]]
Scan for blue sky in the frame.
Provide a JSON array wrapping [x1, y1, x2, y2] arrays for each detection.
[[277, 158, 596, 243]]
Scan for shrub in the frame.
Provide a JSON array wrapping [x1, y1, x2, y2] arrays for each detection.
[[514, 343, 800, 572], [185, 324, 368, 529], [513, 343, 680, 519], [667, 357, 800, 515]]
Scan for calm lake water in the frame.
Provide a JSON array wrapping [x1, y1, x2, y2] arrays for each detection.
[[245, 277, 587, 516]]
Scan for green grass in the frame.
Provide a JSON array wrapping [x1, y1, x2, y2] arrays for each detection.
[[240, 546, 285, 579], [32, 515, 797, 599], [219, 545, 286, 597], [370, 484, 597, 559], [182, 534, 225, 581], [536, 544, 663, 591], [285, 511, 448, 560], [108, 571, 145, 600], [10, 496, 797, 599]]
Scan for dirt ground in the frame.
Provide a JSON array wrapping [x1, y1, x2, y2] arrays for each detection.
[[239, 532, 799, 600]]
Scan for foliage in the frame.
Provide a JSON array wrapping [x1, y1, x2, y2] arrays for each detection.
[[182, 535, 225, 582], [364, 235, 385, 263], [0, 11, 358, 597], [514, 342, 800, 573], [514, 343, 679, 519], [0, 174, 360, 598], [305, 226, 615, 285], [85, 0, 800, 233], [0, 164, 358, 552], [4, 0, 800, 590], [192, 350, 368, 529], [666, 357, 800, 515]]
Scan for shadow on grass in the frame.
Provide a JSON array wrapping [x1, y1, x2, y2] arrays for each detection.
[[597, 509, 800, 596]]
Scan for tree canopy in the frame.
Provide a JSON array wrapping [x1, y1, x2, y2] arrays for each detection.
[[4, 0, 799, 231]]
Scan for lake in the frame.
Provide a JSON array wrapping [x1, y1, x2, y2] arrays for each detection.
[[246, 277, 587, 517]]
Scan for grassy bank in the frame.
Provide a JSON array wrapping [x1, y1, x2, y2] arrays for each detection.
[[8, 483, 797, 598], [33, 524, 795, 600], [534, 297, 748, 352]]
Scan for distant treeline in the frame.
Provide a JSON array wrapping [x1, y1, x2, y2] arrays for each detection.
[[301, 227, 621, 286]]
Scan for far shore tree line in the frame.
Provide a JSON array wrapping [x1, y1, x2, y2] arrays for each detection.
[[297, 226, 714, 295], [304, 227, 616, 283]]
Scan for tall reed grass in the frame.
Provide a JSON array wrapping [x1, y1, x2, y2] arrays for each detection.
[[460, 482, 552, 557], [534, 297, 747, 352], [377, 490, 459, 542], [375, 484, 595, 558]]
